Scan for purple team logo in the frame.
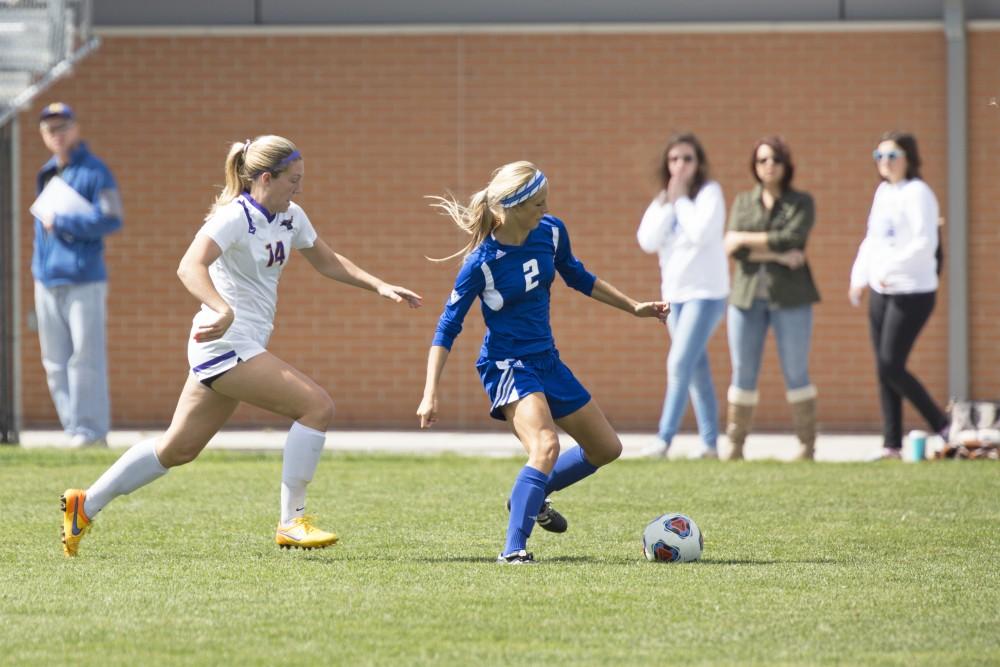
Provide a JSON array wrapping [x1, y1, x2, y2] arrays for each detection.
[[280, 217, 294, 231], [652, 540, 680, 562], [664, 515, 692, 538]]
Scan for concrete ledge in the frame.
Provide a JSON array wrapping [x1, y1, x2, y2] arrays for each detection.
[[15, 429, 891, 462]]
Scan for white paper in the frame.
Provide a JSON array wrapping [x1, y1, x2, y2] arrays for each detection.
[[30, 175, 94, 221]]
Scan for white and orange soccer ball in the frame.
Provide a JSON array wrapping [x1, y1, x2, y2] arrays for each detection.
[[642, 513, 703, 563]]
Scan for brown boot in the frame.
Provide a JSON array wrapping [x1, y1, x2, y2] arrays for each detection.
[[788, 387, 818, 461], [725, 387, 758, 461], [725, 404, 754, 460]]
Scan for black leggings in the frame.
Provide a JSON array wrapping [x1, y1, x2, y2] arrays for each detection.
[[868, 290, 948, 448]]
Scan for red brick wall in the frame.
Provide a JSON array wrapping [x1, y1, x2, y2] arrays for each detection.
[[968, 30, 1000, 402], [17, 27, 992, 433]]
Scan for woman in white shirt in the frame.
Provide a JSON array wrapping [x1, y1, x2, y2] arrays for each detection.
[[849, 131, 948, 459], [60, 135, 422, 557], [638, 133, 729, 458]]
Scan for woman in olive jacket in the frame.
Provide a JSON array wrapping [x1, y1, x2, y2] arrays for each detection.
[[723, 137, 821, 460]]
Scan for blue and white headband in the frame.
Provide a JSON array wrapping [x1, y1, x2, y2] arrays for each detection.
[[500, 170, 547, 208]]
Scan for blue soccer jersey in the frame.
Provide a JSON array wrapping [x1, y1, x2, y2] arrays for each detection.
[[432, 215, 597, 360]]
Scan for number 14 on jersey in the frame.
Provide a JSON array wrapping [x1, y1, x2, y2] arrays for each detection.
[[266, 241, 286, 267]]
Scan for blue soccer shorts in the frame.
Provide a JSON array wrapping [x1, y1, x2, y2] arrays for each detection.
[[476, 350, 591, 421]]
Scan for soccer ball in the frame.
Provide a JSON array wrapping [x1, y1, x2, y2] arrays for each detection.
[[642, 513, 703, 563]]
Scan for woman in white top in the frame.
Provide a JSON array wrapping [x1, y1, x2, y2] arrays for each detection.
[[638, 133, 729, 458], [849, 131, 948, 459], [60, 135, 422, 557]]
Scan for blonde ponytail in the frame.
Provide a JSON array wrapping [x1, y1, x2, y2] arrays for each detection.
[[426, 188, 496, 262], [206, 135, 301, 220], [426, 161, 542, 261]]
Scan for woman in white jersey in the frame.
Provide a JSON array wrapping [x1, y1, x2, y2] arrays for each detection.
[[849, 131, 948, 460], [637, 133, 729, 459], [60, 135, 422, 556]]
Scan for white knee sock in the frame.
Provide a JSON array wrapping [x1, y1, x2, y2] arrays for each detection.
[[84, 439, 168, 518], [280, 422, 327, 524]]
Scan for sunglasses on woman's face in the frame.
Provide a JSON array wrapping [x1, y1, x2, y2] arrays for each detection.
[[668, 154, 695, 164], [873, 150, 902, 162], [755, 156, 784, 165]]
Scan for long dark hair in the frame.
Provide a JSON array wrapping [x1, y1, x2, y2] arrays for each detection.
[[880, 130, 922, 180], [751, 135, 795, 192], [658, 132, 709, 198]]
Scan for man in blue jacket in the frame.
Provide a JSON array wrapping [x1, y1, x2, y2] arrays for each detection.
[[32, 102, 122, 447]]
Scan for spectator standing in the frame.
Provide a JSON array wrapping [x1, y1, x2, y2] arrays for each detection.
[[637, 133, 729, 459], [849, 131, 948, 460], [723, 137, 820, 460], [32, 103, 122, 448]]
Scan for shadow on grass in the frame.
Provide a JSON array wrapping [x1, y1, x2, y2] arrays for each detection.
[[698, 557, 841, 566], [288, 554, 843, 566], [410, 555, 842, 565], [411, 555, 683, 565], [339, 555, 627, 564]]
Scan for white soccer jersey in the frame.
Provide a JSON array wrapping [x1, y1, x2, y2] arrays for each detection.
[[192, 194, 317, 348]]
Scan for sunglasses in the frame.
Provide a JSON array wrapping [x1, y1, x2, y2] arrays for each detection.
[[668, 155, 695, 164], [755, 156, 784, 166], [41, 121, 74, 134], [873, 150, 902, 162]]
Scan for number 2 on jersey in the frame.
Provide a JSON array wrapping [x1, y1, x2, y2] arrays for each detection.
[[265, 241, 286, 267], [523, 259, 540, 292]]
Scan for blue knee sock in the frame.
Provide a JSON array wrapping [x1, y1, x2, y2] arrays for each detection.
[[504, 466, 549, 555], [545, 446, 598, 497]]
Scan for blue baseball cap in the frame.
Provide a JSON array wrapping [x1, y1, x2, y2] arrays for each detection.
[[39, 102, 75, 121]]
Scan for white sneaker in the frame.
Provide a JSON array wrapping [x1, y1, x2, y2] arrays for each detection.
[[697, 444, 719, 460], [640, 440, 670, 459], [69, 434, 108, 448], [865, 447, 900, 462]]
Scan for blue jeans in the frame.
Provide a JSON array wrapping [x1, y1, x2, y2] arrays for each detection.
[[657, 297, 727, 445], [727, 299, 813, 394], [34, 281, 110, 440]]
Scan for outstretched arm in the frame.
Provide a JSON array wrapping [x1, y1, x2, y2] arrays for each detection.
[[589, 278, 669, 321], [417, 345, 450, 428], [300, 238, 422, 307]]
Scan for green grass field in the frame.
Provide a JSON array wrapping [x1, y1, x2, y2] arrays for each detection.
[[1, 448, 997, 666]]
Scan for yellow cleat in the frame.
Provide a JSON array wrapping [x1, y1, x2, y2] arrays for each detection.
[[275, 515, 338, 550], [61, 489, 92, 557]]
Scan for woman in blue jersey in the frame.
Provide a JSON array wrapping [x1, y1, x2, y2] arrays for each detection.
[[60, 135, 422, 557], [417, 161, 668, 564]]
